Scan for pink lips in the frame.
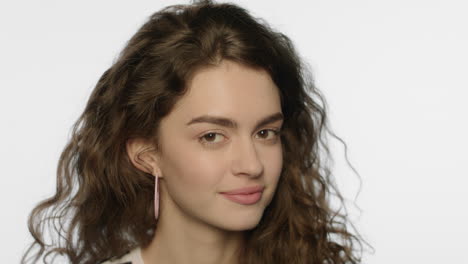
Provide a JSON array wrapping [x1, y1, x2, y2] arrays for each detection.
[[220, 186, 264, 205]]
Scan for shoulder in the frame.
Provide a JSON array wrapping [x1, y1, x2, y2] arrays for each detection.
[[99, 247, 144, 264]]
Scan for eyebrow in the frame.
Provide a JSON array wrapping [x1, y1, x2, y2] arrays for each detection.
[[186, 112, 284, 131]]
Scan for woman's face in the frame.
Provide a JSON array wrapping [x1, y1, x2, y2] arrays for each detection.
[[156, 60, 283, 231]]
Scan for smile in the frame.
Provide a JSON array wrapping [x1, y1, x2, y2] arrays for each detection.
[[221, 191, 263, 205]]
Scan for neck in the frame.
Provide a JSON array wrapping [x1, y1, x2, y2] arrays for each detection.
[[141, 190, 245, 264]]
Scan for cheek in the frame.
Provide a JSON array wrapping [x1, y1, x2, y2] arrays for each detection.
[[262, 143, 283, 174], [164, 145, 225, 195]]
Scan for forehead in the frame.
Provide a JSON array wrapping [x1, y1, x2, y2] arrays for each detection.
[[173, 61, 281, 117]]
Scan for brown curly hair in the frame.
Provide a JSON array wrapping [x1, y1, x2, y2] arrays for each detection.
[[21, 1, 366, 263]]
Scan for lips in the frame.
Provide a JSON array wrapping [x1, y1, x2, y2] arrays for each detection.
[[220, 185, 265, 195], [220, 185, 265, 205]]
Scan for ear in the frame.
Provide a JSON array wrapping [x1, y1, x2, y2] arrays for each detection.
[[126, 137, 162, 178]]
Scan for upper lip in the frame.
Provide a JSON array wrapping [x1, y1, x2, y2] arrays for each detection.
[[220, 185, 265, 195]]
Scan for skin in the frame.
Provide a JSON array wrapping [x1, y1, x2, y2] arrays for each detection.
[[126, 60, 284, 264]]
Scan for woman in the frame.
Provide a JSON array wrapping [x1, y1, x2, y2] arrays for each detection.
[[22, 1, 364, 263]]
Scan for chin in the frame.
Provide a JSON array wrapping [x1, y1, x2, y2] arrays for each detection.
[[217, 211, 264, 231], [221, 221, 261, 232]]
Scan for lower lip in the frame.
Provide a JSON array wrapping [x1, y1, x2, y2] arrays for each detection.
[[221, 192, 263, 205]]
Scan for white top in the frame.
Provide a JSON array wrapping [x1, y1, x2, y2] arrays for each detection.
[[100, 247, 144, 264]]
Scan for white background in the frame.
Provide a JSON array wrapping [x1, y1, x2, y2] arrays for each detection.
[[1, 0, 467, 263]]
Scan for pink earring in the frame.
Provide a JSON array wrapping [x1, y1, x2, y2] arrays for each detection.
[[154, 174, 159, 220]]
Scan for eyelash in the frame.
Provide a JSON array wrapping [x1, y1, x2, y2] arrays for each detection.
[[199, 129, 281, 147]]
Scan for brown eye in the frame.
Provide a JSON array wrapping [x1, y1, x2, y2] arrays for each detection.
[[203, 133, 217, 141], [200, 132, 225, 145], [257, 129, 280, 140]]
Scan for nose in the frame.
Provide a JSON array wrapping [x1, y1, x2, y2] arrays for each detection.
[[230, 137, 264, 178]]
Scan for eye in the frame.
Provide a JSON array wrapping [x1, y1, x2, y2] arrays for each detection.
[[199, 132, 226, 145], [256, 129, 281, 140]]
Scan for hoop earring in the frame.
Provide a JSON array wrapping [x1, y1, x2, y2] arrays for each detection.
[[154, 174, 159, 220]]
